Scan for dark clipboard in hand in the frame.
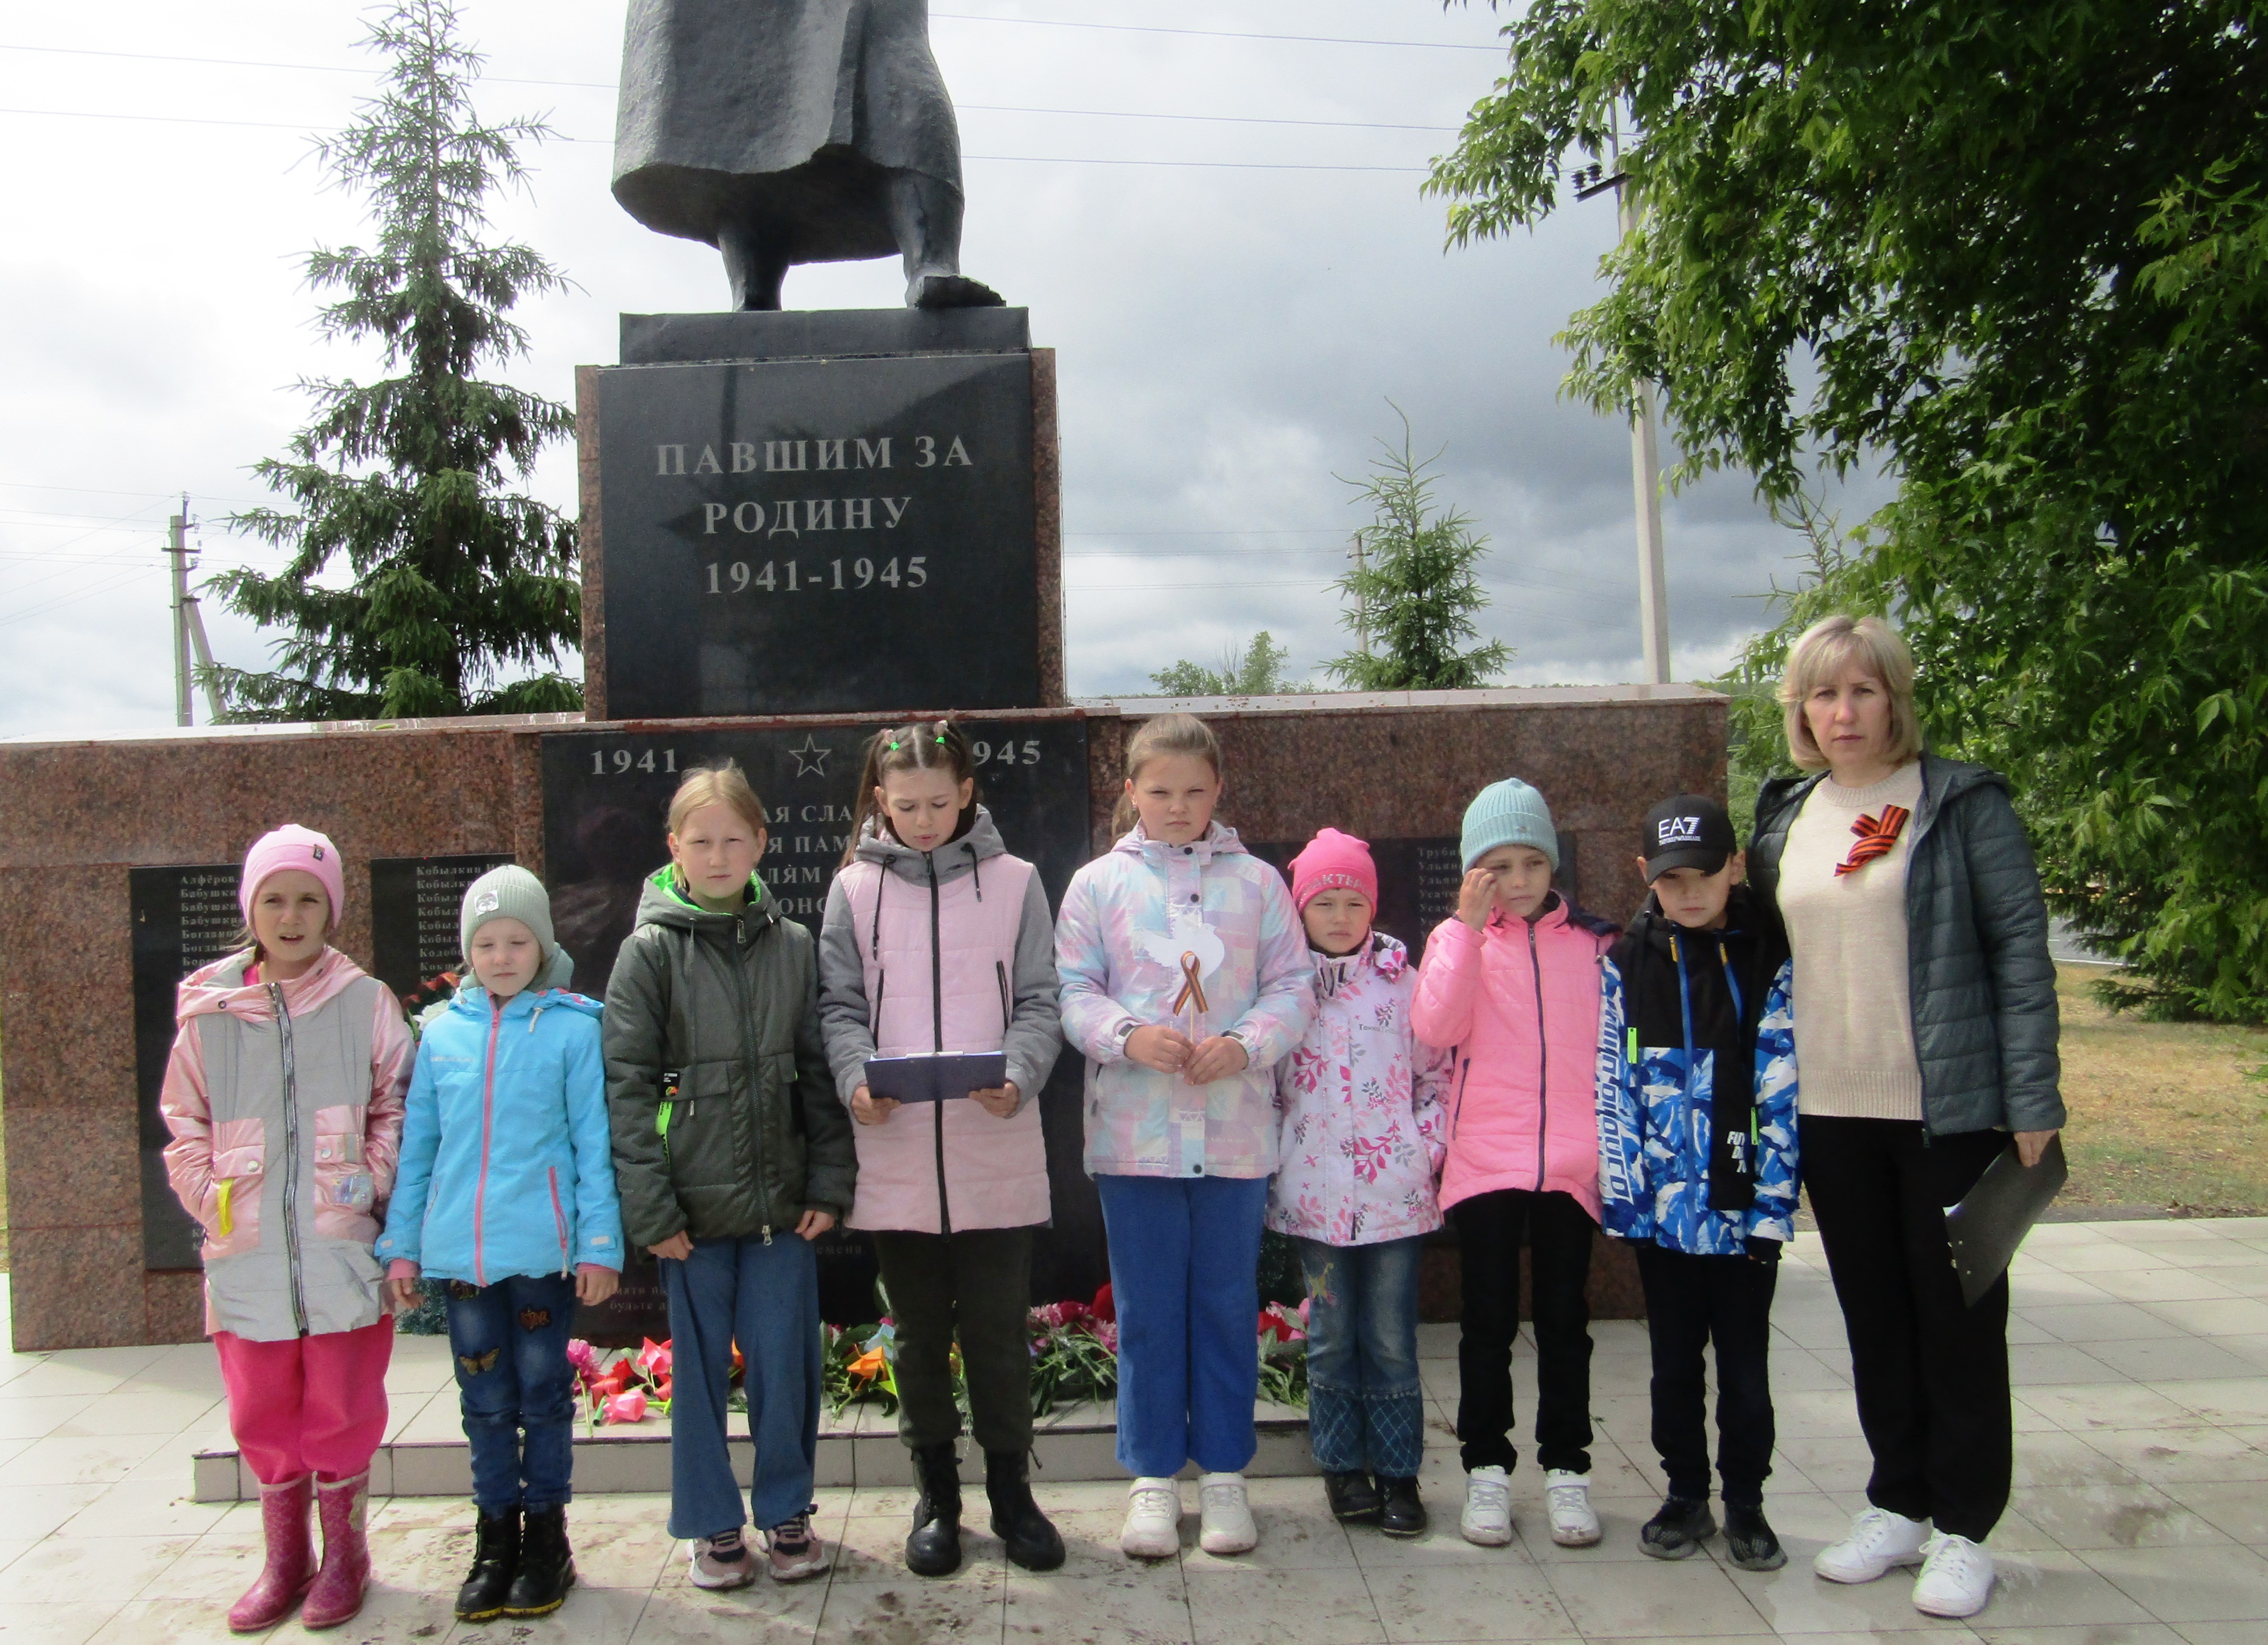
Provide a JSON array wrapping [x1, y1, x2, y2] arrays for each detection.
[[1944, 1134, 2068, 1307], [863, 1052, 1008, 1105]]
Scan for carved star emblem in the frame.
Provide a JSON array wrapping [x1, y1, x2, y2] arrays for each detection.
[[788, 734, 833, 778]]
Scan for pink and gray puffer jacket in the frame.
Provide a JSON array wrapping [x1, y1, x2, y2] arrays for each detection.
[[1411, 896, 1618, 1222], [160, 947, 413, 1340], [1268, 934, 1454, 1247], [816, 809, 1063, 1234], [1056, 821, 1316, 1179]]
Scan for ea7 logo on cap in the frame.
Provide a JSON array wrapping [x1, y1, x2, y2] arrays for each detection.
[[1657, 816, 1703, 844], [473, 889, 501, 916]]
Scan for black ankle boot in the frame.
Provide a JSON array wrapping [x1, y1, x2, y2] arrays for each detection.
[[455, 1505, 520, 1621], [503, 1505, 575, 1616], [1377, 1477, 1427, 1538], [1323, 1471, 1383, 1524], [907, 1443, 964, 1577], [984, 1449, 1064, 1572]]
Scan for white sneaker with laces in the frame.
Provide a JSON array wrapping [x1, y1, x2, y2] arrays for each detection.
[[1197, 1472, 1258, 1555], [1543, 1469, 1601, 1547], [1120, 1477, 1181, 1559], [1813, 1506, 1932, 1583], [1911, 1532, 1994, 1618], [1459, 1465, 1513, 1547]]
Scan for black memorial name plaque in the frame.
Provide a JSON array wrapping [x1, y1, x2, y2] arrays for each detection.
[[595, 344, 1038, 719], [542, 717, 1100, 1335], [1246, 831, 1579, 969], [368, 854, 517, 1007], [131, 864, 244, 1268]]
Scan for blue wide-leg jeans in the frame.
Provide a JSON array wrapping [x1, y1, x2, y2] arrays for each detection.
[[445, 1273, 581, 1513], [1292, 1234, 1427, 1478]]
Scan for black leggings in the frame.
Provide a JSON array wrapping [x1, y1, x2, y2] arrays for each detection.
[[1801, 1117, 2012, 1541], [1451, 1188, 1595, 1475]]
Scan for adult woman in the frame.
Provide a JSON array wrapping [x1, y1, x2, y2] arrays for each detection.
[[1750, 615, 2061, 1621]]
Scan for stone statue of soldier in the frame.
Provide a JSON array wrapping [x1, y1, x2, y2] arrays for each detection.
[[612, 0, 1003, 311]]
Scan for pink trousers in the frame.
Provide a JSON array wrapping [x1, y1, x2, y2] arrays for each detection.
[[215, 1319, 394, 1485]]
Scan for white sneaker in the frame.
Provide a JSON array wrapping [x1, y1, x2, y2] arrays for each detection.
[[1813, 1506, 1932, 1583], [1459, 1465, 1513, 1547], [1543, 1470, 1601, 1547], [1197, 1471, 1258, 1555], [1911, 1533, 1994, 1618], [1120, 1477, 1181, 1559]]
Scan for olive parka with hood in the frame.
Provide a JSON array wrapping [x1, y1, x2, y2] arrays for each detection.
[[603, 869, 858, 1249]]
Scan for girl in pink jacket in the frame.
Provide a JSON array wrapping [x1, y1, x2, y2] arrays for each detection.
[[159, 825, 413, 1633], [816, 720, 1066, 1581], [1411, 779, 1617, 1554]]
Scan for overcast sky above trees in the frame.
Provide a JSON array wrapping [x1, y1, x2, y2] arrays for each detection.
[[0, 0, 1868, 738]]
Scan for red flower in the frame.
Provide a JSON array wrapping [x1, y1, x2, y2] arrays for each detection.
[[1091, 1283, 1115, 1324]]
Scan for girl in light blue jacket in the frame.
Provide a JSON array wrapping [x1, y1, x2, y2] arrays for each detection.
[[377, 866, 623, 1623]]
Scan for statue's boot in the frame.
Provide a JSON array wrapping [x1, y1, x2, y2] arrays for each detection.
[[890, 173, 1003, 308]]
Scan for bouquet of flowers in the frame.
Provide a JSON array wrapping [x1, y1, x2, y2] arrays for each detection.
[[569, 1336, 678, 1428]]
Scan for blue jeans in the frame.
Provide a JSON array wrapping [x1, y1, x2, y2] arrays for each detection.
[[1096, 1173, 1268, 1478], [663, 1234, 821, 1539], [444, 1273, 579, 1513], [1293, 1235, 1427, 1478]]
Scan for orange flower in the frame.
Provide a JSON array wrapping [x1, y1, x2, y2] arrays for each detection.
[[848, 1345, 888, 1383]]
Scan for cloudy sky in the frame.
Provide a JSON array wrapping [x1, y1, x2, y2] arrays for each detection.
[[0, 0, 1870, 738]]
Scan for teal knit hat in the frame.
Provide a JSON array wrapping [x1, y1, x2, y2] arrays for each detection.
[[1460, 778, 1560, 872], [460, 864, 555, 962]]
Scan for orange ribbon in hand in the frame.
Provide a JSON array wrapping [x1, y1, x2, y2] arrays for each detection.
[[1835, 804, 1911, 878]]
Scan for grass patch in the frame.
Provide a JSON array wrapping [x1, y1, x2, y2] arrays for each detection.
[[2058, 963, 2268, 1214]]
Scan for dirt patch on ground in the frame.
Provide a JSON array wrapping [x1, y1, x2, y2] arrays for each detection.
[[2058, 964, 2268, 1214]]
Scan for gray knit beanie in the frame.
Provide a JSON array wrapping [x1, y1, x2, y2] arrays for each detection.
[[460, 865, 555, 961], [1459, 778, 1560, 872]]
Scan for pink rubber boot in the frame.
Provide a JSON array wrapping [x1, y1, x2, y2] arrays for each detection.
[[228, 1475, 315, 1632], [302, 1471, 372, 1630]]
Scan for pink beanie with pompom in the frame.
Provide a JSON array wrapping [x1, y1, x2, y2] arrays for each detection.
[[1288, 827, 1377, 912], [239, 824, 346, 926]]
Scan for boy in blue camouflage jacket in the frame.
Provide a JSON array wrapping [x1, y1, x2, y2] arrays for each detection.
[[1597, 795, 1798, 1572]]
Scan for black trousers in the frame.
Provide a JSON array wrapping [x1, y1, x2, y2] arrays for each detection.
[[1801, 1117, 2012, 1541], [1632, 1244, 1777, 1507], [871, 1226, 1035, 1455], [1451, 1188, 1595, 1474]]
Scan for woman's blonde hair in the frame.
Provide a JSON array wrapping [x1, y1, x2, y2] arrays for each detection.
[[667, 760, 769, 837], [1777, 614, 1924, 771], [1111, 712, 1222, 836]]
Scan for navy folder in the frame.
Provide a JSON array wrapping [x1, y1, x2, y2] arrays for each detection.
[[862, 1052, 1008, 1105]]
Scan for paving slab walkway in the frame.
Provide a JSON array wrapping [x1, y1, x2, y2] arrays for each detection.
[[0, 1215, 2263, 1643]]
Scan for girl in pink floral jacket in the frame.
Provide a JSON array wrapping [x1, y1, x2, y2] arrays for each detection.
[[1266, 829, 1451, 1537]]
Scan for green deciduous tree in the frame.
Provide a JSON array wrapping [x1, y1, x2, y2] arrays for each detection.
[[207, 0, 581, 721], [1431, 0, 2268, 1021], [1325, 411, 1510, 691], [1150, 630, 1300, 696]]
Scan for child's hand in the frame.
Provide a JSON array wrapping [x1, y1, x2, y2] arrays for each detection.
[[385, 1271, 423, 1313], [851, 1085, 899, 1125], [576, 1265, 619, 1306], [649, 1232, 695, 1262], [1183, 1035, 1250, 1086], [1457, 868, 1498, 930], [2014, 1128, 2059, 1168], [969, 1082, 1021, 1119], [795, 1208, 837, 1241], [1126, 1025, 1195, 1073]]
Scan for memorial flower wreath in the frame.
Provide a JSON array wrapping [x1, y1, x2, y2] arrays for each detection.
[[560, 1284, 1310, 1427]]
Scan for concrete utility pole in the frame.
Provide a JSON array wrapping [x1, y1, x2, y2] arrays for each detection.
[[166, 495, 225, 725]]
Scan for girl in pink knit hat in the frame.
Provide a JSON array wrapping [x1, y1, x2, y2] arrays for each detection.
[[1268, 828, 1454, 1538], [159, 824, 413, 1632]]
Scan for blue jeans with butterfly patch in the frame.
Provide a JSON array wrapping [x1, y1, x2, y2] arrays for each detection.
[[445, 1273, 580, 1512]]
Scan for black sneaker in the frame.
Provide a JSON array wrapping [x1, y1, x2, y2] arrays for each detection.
[[1377, 1477, 1428, 1539], [1724, 1503, 1786, 1571], [1640, 1495, 1716, 1560], [1323, 1470, 1383, 1524]]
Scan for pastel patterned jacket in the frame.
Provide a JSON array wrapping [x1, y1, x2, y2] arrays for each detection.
[[1267, 934, 1453, 1246], [1056, 822, 1316, 1179]]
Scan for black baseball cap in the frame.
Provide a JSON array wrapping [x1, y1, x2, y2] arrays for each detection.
[[1641, 794, 1738, 879]]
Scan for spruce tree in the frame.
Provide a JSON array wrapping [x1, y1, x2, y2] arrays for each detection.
[[1325, 411, 1510, 691], [207, 0, 581, 721]]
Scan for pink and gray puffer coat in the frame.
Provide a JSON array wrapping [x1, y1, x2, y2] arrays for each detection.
[[1056, 821, 1316, 1179], [1268, 934, 1453, 1247], [816, 808, 1063, 1234], [160, 947, 413, 1340], [1411, 896, 1618, 1222]]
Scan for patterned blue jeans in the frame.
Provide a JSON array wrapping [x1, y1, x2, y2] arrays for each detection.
[[1294, 1234, 1427, 1478]]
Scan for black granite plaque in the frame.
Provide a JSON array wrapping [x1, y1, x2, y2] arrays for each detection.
[[368, 854, 516, 1009], [595, 347, 1038, 719], [1247, 831, 1580, 967], [131, 864, 244, 1268], [622, 308, 1032, 365], [542, 717, 1100, 1332]]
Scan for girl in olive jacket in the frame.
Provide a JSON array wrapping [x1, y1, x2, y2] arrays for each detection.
[[604, 763, 857, 1589]]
